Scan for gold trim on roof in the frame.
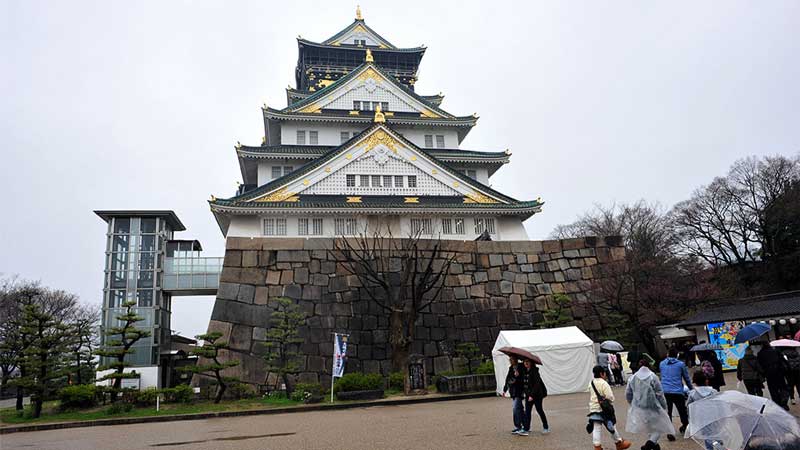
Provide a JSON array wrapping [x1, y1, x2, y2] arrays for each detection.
[[404, 197, 419, 203], [373, 103, 385, 123], [254, 187, 298, 203], [346, 196, 362, 203], [463, 191, 499, 204], [362, 129, 398, 153], [356, 5, 362, 20], [365, 48, 374, 63], [356, 67, 383, 84], [419, 109, 440, 118]]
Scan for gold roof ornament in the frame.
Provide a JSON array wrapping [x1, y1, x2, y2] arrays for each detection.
[[210, 195, 216, 201], [356, 5, 363, 20], [235, 141, 242, 149], [365, 48, 374, 63], [373, 103, 385, 123]]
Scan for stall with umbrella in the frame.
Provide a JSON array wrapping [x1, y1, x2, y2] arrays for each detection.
[[685, 390, 800, 450]]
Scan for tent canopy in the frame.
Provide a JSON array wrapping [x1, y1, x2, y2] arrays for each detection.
[[492, 326, 596, 395]]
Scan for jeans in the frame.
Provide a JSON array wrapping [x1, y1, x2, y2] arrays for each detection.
[[523, 397, 548, 431], [592, 421, 622, 446], [665, 392, 689, 428], [512, 397, 524, 430]]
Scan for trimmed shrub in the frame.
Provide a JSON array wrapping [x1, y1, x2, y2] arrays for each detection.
[[164, 384, 194, 403], [475, 360, 494, 375], [105, 401, 134, 415], [228, 382, 256, 399], [58, 384, 97, 410], [333, 373, 383, 393], [388, 372, 404, 391], [131, 387, 160, 406], [291, 383, 325, 403]]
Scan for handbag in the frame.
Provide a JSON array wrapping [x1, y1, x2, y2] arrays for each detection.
[[591, 381, 617, 424]]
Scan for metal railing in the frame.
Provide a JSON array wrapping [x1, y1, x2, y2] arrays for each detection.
[[163, 256, 222, 294]]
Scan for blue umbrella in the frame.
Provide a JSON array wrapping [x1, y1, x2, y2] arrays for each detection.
[[734, 323, 771, 344]]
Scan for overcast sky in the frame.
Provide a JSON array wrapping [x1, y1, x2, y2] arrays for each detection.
[[2, 1, 799, 338]]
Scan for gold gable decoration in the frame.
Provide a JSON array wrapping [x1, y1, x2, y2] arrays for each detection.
[[463, 191, 499, 204], [420, 108, 441, 119], [356, 67, 383, 84], [298, 103, 321, 113], [362, 129, 398, 153], [373, 103, 385, 123], [254, 187, 299, 203], [365, 48, 374, 63]]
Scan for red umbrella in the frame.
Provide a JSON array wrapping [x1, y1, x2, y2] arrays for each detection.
[[498, 346, 543, 365]]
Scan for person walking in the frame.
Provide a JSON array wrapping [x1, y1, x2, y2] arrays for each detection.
[[780, 347, 800, 405], [598, 351, 612, 382], [686, 371, 721, 450], [521, 357, 549, 435], [736, 346, 764, 397], [502, 356, 525, 434], [757, 342, 790, 410], [626, 359, 675, 450], [704, 351, 726, 391], [659, 347, 693, 441], [611, 353, 625, 386], [588, 365, 632, 450]]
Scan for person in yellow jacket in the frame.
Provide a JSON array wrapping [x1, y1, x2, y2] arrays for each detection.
[[588, 365, 632, 450]]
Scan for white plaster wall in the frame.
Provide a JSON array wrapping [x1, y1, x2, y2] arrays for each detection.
[[257, 159, 313, 186], [497, 216, 530, 240], [280, 122, 365, 146], [226, 214, 529, 241], [96, 366, 160, 389], [448, 165, 491, 185], [324, 83, 420, 113], [393, 127, 460, 149], [337, 32, 381, 47]]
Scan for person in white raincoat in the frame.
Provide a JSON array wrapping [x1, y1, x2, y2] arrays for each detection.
[[625, 360, 676, 450]]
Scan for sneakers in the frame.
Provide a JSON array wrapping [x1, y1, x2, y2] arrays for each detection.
[[511, 428, 521, 434], [517, 430, 530, 436], [667, 434, 676, 442], [615, 439, 632, 450], [542, 427, 551, 434], [679, 425, 687, 435]]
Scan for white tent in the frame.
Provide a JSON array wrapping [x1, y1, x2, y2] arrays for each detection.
[[492, 326, 596, 395]]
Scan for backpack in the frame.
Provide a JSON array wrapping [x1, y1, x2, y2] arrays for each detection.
[[701, 360, 715, 379]]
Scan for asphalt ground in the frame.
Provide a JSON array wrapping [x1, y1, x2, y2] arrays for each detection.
[[3, 373, 798, 450]]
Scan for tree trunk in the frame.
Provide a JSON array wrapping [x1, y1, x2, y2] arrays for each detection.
[[15, 385, 23, 411], [283, 373, 293, 398], [389, 310, 412, 373], [214, 382, 226, 404], [32, 395, 42, 418]]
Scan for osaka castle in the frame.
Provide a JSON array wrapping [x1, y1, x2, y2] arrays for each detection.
[[209, 7, 543, 240]]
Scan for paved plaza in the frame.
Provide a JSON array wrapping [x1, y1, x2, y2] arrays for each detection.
[[4, 376, 799, 450]]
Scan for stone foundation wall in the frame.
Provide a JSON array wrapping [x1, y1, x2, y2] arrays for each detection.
[[205, 236, 625, 388]]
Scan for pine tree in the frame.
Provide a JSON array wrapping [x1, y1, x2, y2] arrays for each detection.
[[263, 297, 305, 397], [540, 293, 574, 329], [95, 300, 151, 402], [455, 342, 483, 375], [181, 332, 239, 403], [13, 302, 71, 418], [66, 305, 99, 385]]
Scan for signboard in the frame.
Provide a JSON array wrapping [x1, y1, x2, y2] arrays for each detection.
[[332, 333, 348, 378], [706, 321, 748, 370], [121, 377, 141, 390], [409, 363, 425, 390]]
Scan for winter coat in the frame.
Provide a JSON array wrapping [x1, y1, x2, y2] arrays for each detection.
[[782, 349, 800, 372], [737, 353, 764, 383], [598, 352, 610, 367], [503, 363, 524, 398], [686, 386, 718, 405], [523, 365, 548, 400], [709, 354, 726, 387], [589, 377, 614, 414], [757, 346, 788, 378], [659, 357, 693, 394], [625, 367, 676, 435]]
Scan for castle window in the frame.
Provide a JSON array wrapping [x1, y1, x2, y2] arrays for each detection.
[[441, 218, 464, 235], [353, 101, 361, 111], [454, 218, 465, 234], [264, 218, 287, 236], [371, 175, 382, 187], [411, 218, 433, 235], [441, 218, 452, 235], [383, 175, 392, 188], [394, 175, 404, 187], [346, 174, 356, 187], [466, 169, 477, 180], [360, 175, 369, 187], [474, 218, 496, 235], [272, 166, 282, 179], [335, 218, 359, 235], [284, 166, 294, 174], [341, 131, 350, 143], [436, 135, 445, 148], [309, 131, 318, 145], [408, 175, 417, 188], [296, 130, 306, 145], [424, 135, 433, 147], [298, 218, 324, 236]]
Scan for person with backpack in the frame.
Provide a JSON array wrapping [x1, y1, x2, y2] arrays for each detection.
[[779, 347, 800, 406], [626, 359, 675, 450], [588, 365, 632, 450], [659, 347, 693, 441], [737, 346, 764, 396]]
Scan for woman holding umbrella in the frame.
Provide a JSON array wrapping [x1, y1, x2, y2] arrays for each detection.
[[522, 357, 549, 435], [502, 355, 525, 434]]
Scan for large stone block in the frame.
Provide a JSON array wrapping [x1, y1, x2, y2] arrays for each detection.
[[294, 268, 309, 284], [542, 240, 562, 253], [217, 282, 240, 301], [241, 251, 259, 267], [229, 324, 253, 352], [226, 237, 262, 251], [499, 280, 513, 294], [488, 254, 504, 267], [433, 356, 452, 374], [224, 250, 242, 267], [237, 284, 256, 304], [210, 299, 271, 328]]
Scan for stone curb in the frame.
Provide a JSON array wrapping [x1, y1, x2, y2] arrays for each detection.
[[0, 391, 495, 435]]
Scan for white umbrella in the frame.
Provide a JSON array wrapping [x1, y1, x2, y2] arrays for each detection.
[[600, 340, 624, 352], [771, 339, 800, 348], [685, 390, 800, 450]]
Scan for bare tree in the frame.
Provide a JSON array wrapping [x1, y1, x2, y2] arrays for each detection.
[[333, 228, 455, 383]]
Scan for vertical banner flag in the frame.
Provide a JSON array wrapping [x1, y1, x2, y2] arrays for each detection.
[[332, 333, 349, 378]]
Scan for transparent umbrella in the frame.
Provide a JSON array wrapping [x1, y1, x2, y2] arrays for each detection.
[[685, 391, 800, 450]]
